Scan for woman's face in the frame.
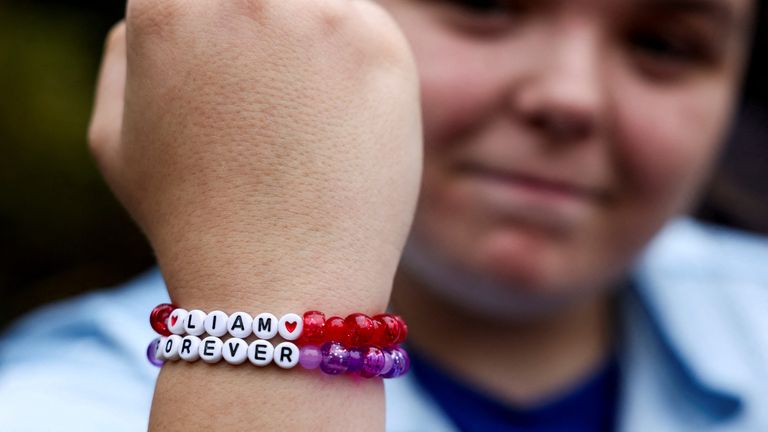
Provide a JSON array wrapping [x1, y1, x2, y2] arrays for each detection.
[[380, 0, 754, 303]]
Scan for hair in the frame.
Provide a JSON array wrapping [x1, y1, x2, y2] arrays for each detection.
[[696, 0, 768, 233], [744, 0, 767, 103]]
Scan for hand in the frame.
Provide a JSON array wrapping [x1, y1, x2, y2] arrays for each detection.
[[88, 0, 423, 312]]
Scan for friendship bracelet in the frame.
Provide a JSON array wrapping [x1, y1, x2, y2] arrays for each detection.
[[148, 335, 300, 368], [147, 335, 410, 378], [146, 304, 410, 379], [149, 304, 408, 348]]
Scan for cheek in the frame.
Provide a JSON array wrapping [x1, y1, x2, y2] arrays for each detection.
[[419, 56, 490, 147], [399, 21, 508, 148], [612, 78, 734, 216]]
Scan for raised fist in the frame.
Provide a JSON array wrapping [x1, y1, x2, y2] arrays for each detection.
[[89, 0, 423, 310]]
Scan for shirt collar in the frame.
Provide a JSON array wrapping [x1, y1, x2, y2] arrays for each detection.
[[625, 218, 750, 424]]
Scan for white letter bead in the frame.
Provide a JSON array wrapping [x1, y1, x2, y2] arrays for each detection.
[[184, 309, 207, 336], [278, 313, 303, 341], [227, 312, 253, 338], [168, 308, 189, 335], [274, 342, 300, 369], [156, 337, 168, 361], [253, 312, 278, 339], [162, 334, 182, 360], [179, 335, 201, 362], [199, 336, 223, 363], [204, 310, 229, 337], [247, 340, 274, 367], [222, 338, 249, 365]]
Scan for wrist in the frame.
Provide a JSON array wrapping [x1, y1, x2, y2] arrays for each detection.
[[152, 233, 395, 315]]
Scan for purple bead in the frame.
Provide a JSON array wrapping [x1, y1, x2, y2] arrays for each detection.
[[146, 338, 165, 367], [381, 346, 410, 378], [300, 345, 322, 370], [379, 349, 394, 376], [320, 342, 349, 375], [347, 347, 364, 373], [359, 346, 385, 378], [396, 346, 410, 375]]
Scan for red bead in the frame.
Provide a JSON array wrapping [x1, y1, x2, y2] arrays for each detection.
[[299, 310, 326, 345], [149, 303, 176, 336], [324, 316, 347, 343], [372, 314, 400, 348], [393, 314, 408, 344], [344, 313, 375, 346], [370, 318, 383, 346]]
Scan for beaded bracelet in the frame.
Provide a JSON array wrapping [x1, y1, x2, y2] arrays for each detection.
[[147, 304, 410, 379], [150, 304, 407, 347]]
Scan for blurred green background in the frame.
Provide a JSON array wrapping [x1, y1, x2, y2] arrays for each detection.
[[0, 0, 766, 330], [1, 1, 153, 328]]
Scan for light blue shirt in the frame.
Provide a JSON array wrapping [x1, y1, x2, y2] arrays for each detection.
[[1, 218, 767, 431]]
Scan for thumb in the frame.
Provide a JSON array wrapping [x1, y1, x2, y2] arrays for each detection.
[[88, 21, 127, 179]]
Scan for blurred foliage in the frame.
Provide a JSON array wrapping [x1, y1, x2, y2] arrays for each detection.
[[0, 2, 153, 329]]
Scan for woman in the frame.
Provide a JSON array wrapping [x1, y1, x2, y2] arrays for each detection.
[[0, 0, 764, 430]]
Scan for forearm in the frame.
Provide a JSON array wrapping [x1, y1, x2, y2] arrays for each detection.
[[149, 234, 392, 430], [88, 1, 422, 429], [150, 351, 384, 430]]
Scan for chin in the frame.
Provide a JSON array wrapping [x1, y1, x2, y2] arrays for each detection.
[[401, 229, 604, 318], [474, 229, 565, 291]]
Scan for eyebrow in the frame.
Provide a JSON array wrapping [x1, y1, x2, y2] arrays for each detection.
[[641, 0, 743, 29]]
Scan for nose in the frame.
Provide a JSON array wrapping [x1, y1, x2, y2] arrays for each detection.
[[509, 22, 605, 144]]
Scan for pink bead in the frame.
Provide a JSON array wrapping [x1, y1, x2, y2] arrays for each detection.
[[149, 303, 175, 336]]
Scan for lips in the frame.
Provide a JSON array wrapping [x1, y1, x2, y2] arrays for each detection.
[[447, 159, 611, 231], [455, 161, 607, 203]]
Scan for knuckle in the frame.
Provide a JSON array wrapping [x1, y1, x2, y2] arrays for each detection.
[[314, 0, 349, 32], [126, 0, 184, 36], [87, 125, 119, 184], [105, 21, 126, 51], [87, 116, 119, 165], [349, 1, 416, 69], [86, 123, 108, 157], [231, 0, 268, 22]]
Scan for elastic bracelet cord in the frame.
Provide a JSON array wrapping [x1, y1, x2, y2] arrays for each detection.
[[147, 304, 410, 379]]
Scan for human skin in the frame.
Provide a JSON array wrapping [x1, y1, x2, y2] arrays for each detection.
[[387, 0, 753, 304], [88, 0, 756, 429], [89, 0, 422, 430], [382, 0, 754, 404]]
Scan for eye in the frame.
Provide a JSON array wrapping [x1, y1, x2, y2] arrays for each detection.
[[436, 0, 533, 36], [452, 0, 535, 16], [626, 26, 719, 80], [629, 32, 706, 62], [453, 0, 508, 14]]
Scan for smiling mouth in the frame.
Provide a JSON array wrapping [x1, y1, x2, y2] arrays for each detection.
[[455, 162, 609, 204]]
